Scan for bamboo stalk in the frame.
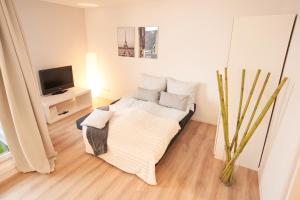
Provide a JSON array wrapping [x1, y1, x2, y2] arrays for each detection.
[[220, 165, 234, 185], [216, 71, 231, 162], [224, 68, 230, 159], [230, 69, 245, 152], [231, 69, 261, 153], [240, 73, 270, 142], [220, 74, 231, 162], [223, 77, 288, 170], [225, 68, 229, 126], [238, 77, 288, 151]]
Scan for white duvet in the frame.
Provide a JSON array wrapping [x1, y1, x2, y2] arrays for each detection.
[[82, 97, 186, 185]]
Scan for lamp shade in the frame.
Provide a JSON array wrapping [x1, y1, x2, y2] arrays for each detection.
[[86, 53, 102, 97]]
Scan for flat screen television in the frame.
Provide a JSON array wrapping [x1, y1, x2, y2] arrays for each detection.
[[39, 66, 74, 95]]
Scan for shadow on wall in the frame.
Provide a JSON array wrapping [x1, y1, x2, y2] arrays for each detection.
[[194, 83, 219, 125]]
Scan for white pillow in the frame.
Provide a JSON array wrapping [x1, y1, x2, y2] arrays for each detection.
[[167, 78, 198, 110], [81, 109, 114, 129], [140, 74, 167, 91]]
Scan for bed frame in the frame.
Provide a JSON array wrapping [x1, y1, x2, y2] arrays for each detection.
[[75, 100, 196, 164]]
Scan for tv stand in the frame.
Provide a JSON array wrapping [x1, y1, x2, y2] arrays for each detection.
[[40, 87, 92, 124], [52, 89, 68, 95]]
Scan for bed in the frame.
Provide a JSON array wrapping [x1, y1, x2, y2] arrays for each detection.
[[76, 97, 195, 185], [76, 75, 197, 185]]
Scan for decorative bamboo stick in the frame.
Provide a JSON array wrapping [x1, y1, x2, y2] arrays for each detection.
[[217, 68, 288, 185], [225, 68, 229, 126], [221, 77, 288, 178], [216, 71, 231, 162], [239, 77, 288, 151], [230, 69, 245, 152], [231, 69, 261, 153], [241, 73, 270, 141], [224, 68, 230, 159], [221, 73, 270, 183]]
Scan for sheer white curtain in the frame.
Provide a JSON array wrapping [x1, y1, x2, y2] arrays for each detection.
[[0, 0, 56, 173]]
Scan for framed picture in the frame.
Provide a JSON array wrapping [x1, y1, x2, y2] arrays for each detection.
[[138, 27, 158, 59], [117, 27, 135, 57]]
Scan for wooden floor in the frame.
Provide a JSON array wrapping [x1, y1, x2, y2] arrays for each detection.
[[0, 99, 259, 200]]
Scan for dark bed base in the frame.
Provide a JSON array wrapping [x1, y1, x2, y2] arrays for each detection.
[[75, 100, 196, 164]]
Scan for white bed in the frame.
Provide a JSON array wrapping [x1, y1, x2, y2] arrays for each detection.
[[81, 97, 189, 185]]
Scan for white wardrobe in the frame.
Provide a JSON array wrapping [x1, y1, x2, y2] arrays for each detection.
[[214, 14, 296, 170]]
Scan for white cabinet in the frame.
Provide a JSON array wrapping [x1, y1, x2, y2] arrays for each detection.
[[40, 87, 92, 124]]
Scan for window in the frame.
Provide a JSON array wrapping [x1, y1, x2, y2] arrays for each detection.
[[0, 122, 8, 156]]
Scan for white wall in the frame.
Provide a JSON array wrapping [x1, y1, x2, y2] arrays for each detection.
[[84, 0, 299, 124], [15, 0, 87, 91], [84, 1, 233, 124], [286, 156, 300, 200], [258, 0, 300, 198], [259, 52, 300, 200]]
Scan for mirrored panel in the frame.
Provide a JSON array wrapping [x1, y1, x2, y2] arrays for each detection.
[[138, 27, 158, 59]]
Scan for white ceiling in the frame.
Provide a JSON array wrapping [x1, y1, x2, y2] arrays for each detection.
[[40, 0, 146, 8]]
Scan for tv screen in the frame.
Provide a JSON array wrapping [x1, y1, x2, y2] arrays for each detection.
[[39, 66, 74, 95]]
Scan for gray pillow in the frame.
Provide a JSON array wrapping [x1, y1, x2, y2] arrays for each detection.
[[134, 87, 160, 103], [159, 91, 189, 111]]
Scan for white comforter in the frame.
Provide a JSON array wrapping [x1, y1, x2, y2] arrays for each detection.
[[82, 97, 185, 185]]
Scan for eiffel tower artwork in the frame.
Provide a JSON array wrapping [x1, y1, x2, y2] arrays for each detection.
[[117, 27, 135, 57]]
